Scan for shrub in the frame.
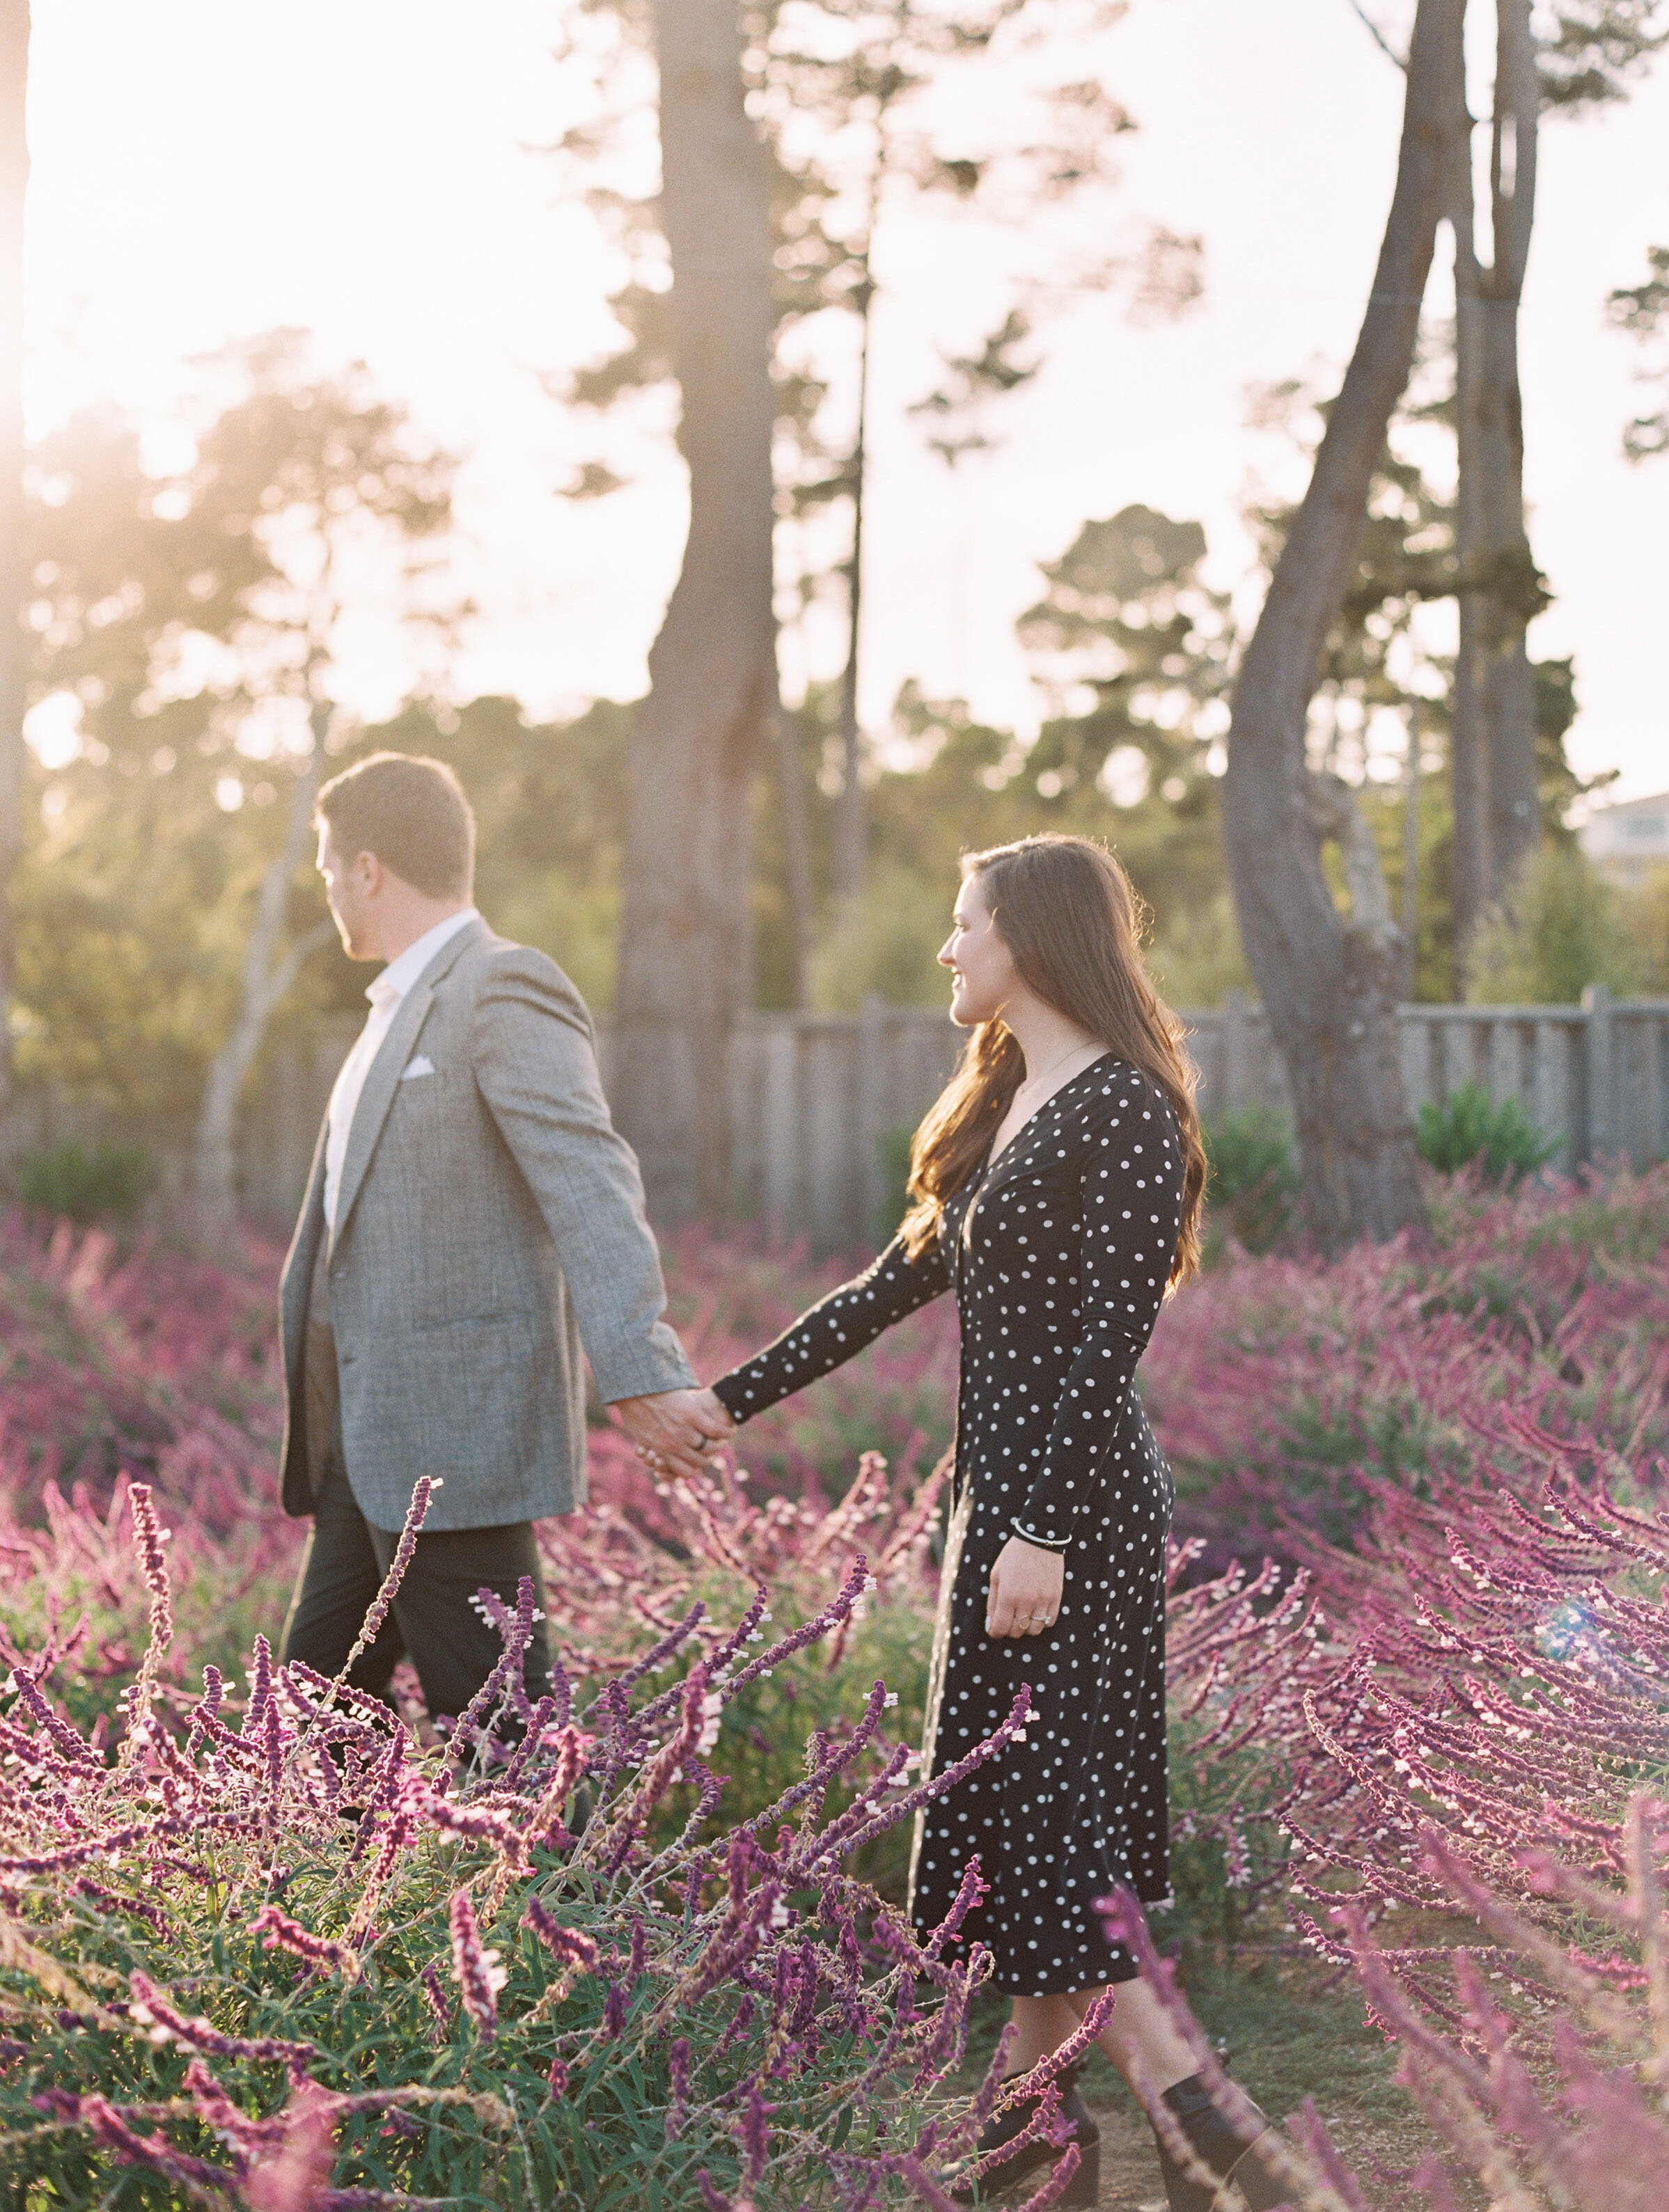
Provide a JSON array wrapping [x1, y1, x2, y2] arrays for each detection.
[[1463, 840, 1641, 1003], [0, 1211, 288, 1521], [0, 1478, 1058, 2210], [875, 1124, 916, 1244], [807, 867, 951, 1012], [1414, 1080, 1558, 1183], [15, 1138, 157, 1223], [1265, 1434, 1669, 2211], [655, 1226, 959, 1503], [1143, 1161, 1669, 1561], [1200, 1105, 1298, 1255], [534, 1446, 947, 1904]]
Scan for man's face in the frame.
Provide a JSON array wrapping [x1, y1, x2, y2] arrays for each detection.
[[318, 828, 372, 959]]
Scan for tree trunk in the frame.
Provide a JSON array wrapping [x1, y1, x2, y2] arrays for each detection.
[[1450, 0, 1540, 969], [831, 266, 874, 902], [1448, 52, 1491, 957], [776, 704, 814, 1008], [1222, 0, 1464, 1251], [0, 1, 29, 1116], [191, 732, 329, 1223], [612, 0, 778, 1220], [1478, 0, 1540, 895]]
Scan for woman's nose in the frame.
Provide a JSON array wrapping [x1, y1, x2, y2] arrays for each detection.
[[937, 938, 955, 966]]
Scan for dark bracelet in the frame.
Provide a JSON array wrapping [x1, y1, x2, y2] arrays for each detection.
[[1012, 1521, 1070, 1552]]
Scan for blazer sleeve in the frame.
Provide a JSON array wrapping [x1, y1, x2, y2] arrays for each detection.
[[468, 948, 695, 1402], [710, 1232, 950, 1424], [1011, 1081, 1185, 1549]]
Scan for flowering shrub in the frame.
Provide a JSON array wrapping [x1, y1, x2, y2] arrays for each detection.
[[1, 1475, 1081, 2209], [1142, 1161, 1669, 1556], [532, 1448, 948, 1901], [6, 1176, 1669, 2207], [1257, 1420, 1669, 2209], [0, 1211, 285, 1510], [652, 1227, 959, 1505]]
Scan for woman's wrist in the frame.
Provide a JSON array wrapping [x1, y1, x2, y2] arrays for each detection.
[[1011, 1520, 1070, 1552]]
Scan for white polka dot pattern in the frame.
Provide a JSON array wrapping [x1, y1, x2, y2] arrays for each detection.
[[710, 1058, 1185, 1995]]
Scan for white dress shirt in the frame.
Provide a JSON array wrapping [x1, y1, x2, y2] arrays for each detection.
[[322, 907, 480, 1232]]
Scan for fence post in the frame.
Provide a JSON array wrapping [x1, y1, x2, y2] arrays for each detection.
[[1581, 983, 1615, 1166]]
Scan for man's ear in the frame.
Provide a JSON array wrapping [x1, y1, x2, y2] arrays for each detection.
[[351, 849, 384, 897]]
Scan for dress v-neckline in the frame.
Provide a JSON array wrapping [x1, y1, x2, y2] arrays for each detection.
[[982, 1051, 1113, 1179]]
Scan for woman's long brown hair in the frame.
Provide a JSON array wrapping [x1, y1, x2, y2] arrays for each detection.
[[900, 834, 1206, 1287]]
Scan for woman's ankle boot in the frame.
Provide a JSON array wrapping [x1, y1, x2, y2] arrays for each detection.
[[953, 2063, 1101, 2207], [1153, 2072, 1289, 2211]]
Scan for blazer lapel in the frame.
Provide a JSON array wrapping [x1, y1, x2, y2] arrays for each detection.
[[329, 916, 488, 1253]]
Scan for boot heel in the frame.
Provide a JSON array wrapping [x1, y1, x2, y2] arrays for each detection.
[[1060, 2137, 1099, 2209]]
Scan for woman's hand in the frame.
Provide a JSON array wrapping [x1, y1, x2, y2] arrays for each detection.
[[985, 1536, 1064, 1637], [611, 1387, 735, 1480]]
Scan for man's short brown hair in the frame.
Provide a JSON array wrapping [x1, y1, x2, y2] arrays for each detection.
[[315, 753, 476, 900]]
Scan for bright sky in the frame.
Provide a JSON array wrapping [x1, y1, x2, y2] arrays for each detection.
[[21, 0, 1669, 801]]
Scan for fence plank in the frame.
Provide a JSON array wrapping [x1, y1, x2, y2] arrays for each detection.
[[17, 993, 1668, 1248], [1583, 985, 1616, 1162]]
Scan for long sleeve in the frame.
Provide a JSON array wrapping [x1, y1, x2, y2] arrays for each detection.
[[469, 949, 695, 1402], [711, 1232, 951, 1424], [1011, 1088, 1184, 1549]]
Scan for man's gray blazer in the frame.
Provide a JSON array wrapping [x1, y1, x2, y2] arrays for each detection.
[[278, 917, 694, 1532]]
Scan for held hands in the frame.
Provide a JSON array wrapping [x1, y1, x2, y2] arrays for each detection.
[[610, 1386, 735, 1482], [985, 1535, 1064, 1638]]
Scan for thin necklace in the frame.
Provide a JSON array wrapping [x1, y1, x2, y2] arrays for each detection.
[[1014, 1038, 1099, 1097]]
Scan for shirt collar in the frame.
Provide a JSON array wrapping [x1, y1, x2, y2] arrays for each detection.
[[368, 907, 480, 1010]]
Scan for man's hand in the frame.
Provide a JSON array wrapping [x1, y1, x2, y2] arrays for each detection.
[[985, 1535, 1065, 1638], [610, 1387, 735, 1482]]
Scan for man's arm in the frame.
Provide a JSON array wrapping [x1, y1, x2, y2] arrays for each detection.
[[468, 948, 724, 1474]]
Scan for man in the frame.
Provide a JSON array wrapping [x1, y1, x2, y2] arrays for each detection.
[[277, 750, 731, 1729]]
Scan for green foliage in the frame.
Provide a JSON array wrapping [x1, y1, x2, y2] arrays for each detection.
[[820, 501, 1244, 1016], [1017, 505, 1235, 796], [17, 337, 457, 1132], [1618, 863, 1669, 994], [876, 1123, 917, 1244], [0, 1487, 1001, 2209], [1609, 241, 1669, 461], [1464, 842, 1663, 1004], [809, 866, 952, 1012], [1415, 1082, 1559, 1184], [1201, 1106, 1298, 1255], [1147, 892, 1252, 1010], [13, 1138, 157, 1223]]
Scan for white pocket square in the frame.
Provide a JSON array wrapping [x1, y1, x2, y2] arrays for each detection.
[[400, 1055, 436, 1081]]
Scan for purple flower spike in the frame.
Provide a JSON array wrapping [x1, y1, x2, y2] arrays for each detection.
[[523, 1898, 600, 1972], [668, 2036, 692, 2138], [420, 1963, 454, 2034], [448, 1890, 506, 2041], [125, 1482, 174, 1655], [249, 1904, 359, 1981], [452, 1574, 538, 1759], [324, 1476, 438, 1702]]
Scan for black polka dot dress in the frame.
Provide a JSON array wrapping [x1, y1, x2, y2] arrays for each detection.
[[710, 1059, 1185, 1994]]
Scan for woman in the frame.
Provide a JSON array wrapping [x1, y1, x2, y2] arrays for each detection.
[[703, 836, 1286, 2211]]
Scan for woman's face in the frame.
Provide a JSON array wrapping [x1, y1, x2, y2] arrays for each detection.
[[939, 870, 1019, 1027]]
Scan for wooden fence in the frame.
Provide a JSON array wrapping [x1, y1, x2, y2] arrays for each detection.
[[226, 987, 1669, 1246]]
